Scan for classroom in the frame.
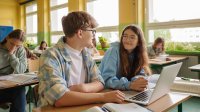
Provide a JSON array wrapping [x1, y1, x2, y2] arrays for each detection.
[[0, 0, 200, 112]]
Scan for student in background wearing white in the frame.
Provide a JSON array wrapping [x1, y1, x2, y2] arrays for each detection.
[[99, 25, 151, 92], [0, 29, 27, 112], [147, 37, 165, 59], [38, 11, 125, 107], [34, 40, 48, 55]]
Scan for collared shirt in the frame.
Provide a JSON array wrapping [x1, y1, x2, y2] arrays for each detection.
[[99, 42, 145, 91], [0, 44, 27, 75], [38, 36, 104, 106]]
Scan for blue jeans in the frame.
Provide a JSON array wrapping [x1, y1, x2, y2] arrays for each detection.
[[0, 87, 26, 112]]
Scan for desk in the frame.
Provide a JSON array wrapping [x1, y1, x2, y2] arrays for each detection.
[[189, 64, 200, 79], [149, 56, 188, 73], [0, 79, 38, 90], [0, 77, 39, 112], [32, 92, 191, 112], [149, 55, 188, 66]]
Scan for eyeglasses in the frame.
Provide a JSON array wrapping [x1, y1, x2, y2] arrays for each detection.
[[83, 29, 96, 35], [122, 35, 136, 41]]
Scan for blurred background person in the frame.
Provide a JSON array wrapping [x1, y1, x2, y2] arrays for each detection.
[[147, 37, 165, 59]]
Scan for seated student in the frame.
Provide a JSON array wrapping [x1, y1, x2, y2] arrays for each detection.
[[88, 38, 100, 56], [99, 25, 151, 92], [147, 37, 165, 59], [38, 11, 125, 107], [0, 29, 27, 112], [33, 40, 48, 55], [35, 40, 48, 51]]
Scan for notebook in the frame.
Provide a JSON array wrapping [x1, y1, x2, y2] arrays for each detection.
[[0, 73, 37, 84], [125, 62, 182, 105], [82, 103, 152, 112]]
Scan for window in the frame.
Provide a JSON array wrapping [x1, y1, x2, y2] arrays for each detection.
[[50, 0, 68, 44], [26, 3, 38, 44], [87, 0, 119, 43], [146, 0, 200, 51]]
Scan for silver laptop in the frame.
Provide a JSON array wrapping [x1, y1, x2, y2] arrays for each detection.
[[125, 62, 182, 105]]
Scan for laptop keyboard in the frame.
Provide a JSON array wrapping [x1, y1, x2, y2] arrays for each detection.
[[129, 90, 153, 102]]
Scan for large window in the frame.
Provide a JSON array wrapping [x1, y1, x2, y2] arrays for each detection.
[[87, 0, 119, 43], [146, 0, 200, 51], [50, 0, 68, 44], [26, 2, 38, 44]]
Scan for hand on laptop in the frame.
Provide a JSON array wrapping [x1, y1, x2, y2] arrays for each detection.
[[130, 77, 148, 91], [101, 90, 125, 103]]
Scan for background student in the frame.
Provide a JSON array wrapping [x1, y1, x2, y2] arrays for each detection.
[[0, 29, 27, 112], [88, 38, 100, 56], [37, 11, 125, 107], [33, 40, 48, 56], [35, 40, 48, 51], [99, 25, 151, 92], [147, 37, 165, 59]]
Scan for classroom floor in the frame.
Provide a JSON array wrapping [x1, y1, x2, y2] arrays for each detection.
[[0, 97, 200, 112]]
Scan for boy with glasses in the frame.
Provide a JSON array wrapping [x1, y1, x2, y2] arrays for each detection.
[[38, 11, 125, 107]]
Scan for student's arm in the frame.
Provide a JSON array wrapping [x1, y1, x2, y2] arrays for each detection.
[[38, 50, 125, 107], [55, 90, 125, 107], [69, 81, 104, 93], [129, 77, 148, 91], [10, 47, 27, 73], [99, 47, 131, 90]]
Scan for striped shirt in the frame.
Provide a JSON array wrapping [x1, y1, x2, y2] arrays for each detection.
[[38, 37, 104, 106]]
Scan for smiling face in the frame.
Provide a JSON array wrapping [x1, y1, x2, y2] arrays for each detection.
[[41, 43, 47, 48], [122, 29, 139, 53], [155, 43, 163, 50]]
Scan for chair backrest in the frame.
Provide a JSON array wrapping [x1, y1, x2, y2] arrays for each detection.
[[28, 59, 39, 72]]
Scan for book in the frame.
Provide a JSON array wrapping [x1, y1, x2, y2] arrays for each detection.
[[0, 73, 37, 84], [82, 103, 152, 112], [171, 77, 200, 94]]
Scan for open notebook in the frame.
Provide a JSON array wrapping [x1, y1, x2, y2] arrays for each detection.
[[82, 103, 152, 112], [0, 73, 37, 84]]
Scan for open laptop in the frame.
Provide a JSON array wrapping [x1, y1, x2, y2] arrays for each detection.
[[125, 62, 183, 105]]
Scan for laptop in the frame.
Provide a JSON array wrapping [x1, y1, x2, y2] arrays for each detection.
[[125, 62, 183, 105]]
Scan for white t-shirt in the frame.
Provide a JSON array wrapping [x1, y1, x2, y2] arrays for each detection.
[[66, 44, 86, 87]]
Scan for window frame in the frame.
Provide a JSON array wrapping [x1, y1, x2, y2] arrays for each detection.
[[145, 0, 200, 43], [25, 2, 38, 44], [86, 0, 119, 43], [50, 0, 68, 44]]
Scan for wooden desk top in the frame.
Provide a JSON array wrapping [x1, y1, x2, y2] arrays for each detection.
[[33, 92, 191, 112], [0, 79, 38, 90], [149, 55, 188, 66], [189, 64, 200, 72]]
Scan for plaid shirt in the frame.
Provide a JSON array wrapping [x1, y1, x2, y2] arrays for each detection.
[[38, 37, 104, 106]]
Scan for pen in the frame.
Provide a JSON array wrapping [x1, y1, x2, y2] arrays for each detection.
[[181, 77, 191, 81]]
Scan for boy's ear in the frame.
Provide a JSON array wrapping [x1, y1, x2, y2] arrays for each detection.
[[77, 29, 83, 39]]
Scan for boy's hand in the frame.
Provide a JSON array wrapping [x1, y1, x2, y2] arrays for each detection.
[[101, 90, 125, 103]]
